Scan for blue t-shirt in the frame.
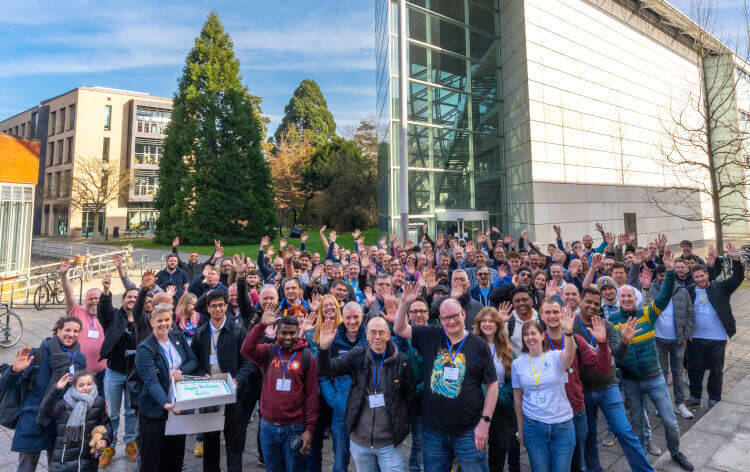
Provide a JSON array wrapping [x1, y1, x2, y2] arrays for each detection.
[[654, 300, 676, 340], [691, 288, 727, 340]]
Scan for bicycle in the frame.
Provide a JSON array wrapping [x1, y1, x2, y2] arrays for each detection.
[[33, 272, 64, 310], [0, 303, 22, 348]]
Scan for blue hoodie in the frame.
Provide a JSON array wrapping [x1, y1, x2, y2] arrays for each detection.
[[320, 322, 368, 417]]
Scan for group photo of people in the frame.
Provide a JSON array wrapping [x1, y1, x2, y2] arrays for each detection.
[[1, 224, 745, 472]]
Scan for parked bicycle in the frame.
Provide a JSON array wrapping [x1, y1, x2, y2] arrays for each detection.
[[0, 303, 22, 348], [33, 272, 64, 310]]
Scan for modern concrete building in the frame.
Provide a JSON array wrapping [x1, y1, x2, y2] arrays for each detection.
[[1, 86, 172, 237], [376, 0, 750, 243]]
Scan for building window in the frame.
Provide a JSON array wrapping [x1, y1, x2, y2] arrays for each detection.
[[68, 104, 75, 130], [20, 123, 26, 138], [62, 170, 71, 197], [50, 111, 56, 135], [102, 137, 110, 162], [136, 107, 171, 135], [0, 184, 35, 271], [14, 126, 18, 136], [127, 207, 159, 233], [737, 67, 750, 84], [31, 112, 38, 139], [47, 142, 54, 166], [132, 170, 159, 197], [66, 137, 73, 163], [45, 173, 52, 197], [59, 108, 66, 134], [134, 138, 163, 164], [54, 172, 62, 197], [82, 206, 105, 235], [104, 105, 112, 130], [56, 139, 63, 164]]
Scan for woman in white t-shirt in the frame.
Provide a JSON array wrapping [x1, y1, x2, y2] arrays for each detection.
[[511, 313, 576, 472]]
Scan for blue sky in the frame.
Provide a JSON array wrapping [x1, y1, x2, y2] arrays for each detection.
[[0, 0, 746, 136]]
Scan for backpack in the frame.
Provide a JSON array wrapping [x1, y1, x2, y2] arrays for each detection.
[[0, 363, 34, 429]]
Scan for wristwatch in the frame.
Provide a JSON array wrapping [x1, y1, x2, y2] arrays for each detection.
[[480, 415, 491, 423]]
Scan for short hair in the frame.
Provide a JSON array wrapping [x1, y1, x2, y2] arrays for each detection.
[[407, 297, 429, 312], [71, 369, 95, 387], [541, 298, 562, 312], [206, 289, 228, 305], [282, 276, 301, 290], [331, 263, 344, 271], [510, 286, 532, 300], [375, 273, 391, 283], [439, 249, 452, 258], [278, 315, 299, 328], [366, 316, 389, 331], [452, 269, 469, 280], [507, 251, 522, 260], [684, 254, 699, 262], [287, 305, 308, 318], [166, 253, 179, 261], [690, 264, 708, 275], [654, 264, 666, 276], [582, 286, 601, 300], [299, 251, 312, 260], [152, 303, 173, 319], [611, 262, 627, 272], [342, 301, 363, 317], [680, 240, 692, 247], [330, 279, 348, 291], [53, 316, 82, 334]]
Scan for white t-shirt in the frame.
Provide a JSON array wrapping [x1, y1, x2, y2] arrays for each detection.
[[511, 350, 572, 424], [157, 339, 183, 372], [489, 344, 506, 382], [506, 310, 539, 355]]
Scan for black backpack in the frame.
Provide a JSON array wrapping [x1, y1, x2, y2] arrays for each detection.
[[0, 363, 33, 429]]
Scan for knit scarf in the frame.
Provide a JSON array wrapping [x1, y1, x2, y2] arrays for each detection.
[[62, 384, 98, 445]]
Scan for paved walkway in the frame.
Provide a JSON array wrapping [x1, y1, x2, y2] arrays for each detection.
[[0, 274, 748, 471]]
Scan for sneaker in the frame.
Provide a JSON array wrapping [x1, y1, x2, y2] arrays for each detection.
[[98, 446, 114, 468], [125, 441, 138, 462], [685, 399, 701, 408], [671, 453, 694, 471], [675, 403, 694, 419], [647, 439, 662, 456], [194, 440, 204, 458], [601, 431, 615, 447]]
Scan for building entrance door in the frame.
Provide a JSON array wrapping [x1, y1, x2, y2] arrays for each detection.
[[435, 210, 489, 242]]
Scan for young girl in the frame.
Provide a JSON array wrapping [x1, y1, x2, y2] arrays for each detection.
[[174, 292, 199, 344], [39, 370, 111, 472]]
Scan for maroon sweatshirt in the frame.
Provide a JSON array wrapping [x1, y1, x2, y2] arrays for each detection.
[[548, 333, 611, 413], [241, 322, 319, 432]]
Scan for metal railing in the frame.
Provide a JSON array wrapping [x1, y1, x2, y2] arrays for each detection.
[[0, 245, 148, 306]]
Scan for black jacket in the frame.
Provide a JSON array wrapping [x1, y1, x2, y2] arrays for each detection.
[[132, 287, 154, 345], [687, 259, 744, 338], [39, 387, 111, 472], [97, 293, 135, 368], [190, 317, 260, 408], [318, 341, 417, 446]]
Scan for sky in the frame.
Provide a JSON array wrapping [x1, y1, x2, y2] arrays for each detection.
[[0, 0, 747, 136]]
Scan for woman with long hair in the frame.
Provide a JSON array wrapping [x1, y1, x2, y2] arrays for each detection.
[[473, 307, 520, 472], [173, 293, 199, 345]]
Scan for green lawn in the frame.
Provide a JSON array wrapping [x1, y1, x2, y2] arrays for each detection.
[[103, 227, 381, 256]]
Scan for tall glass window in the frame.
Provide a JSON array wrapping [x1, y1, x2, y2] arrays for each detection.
[[0, 185, 33, 272], [136, 107, 172, 135], [378, 0, 505, 232]]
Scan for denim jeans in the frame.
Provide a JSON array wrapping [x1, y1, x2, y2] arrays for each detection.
[[330, 420, 350, 472], [656, 338, 688, 404], [260, 419, 305, 472], [350, 440, 406, 472], [583, 384, 652, 472], [621, 376, 681, 456], [409, 417, 423, 472], [571, 411, 588, 472], [301, 396, 330, 472], [522, 416, 575, 472], [422, 424, 489, 472], [687, 339, 726, 403], [104, 367, 137, 446]]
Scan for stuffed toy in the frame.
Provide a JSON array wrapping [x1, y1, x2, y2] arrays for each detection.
[[89, 425, 107, 455]]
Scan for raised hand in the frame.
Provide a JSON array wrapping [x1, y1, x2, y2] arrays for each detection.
[[726, 242, 739, 260], [102, 274, 111, 294], [638, 267, 653, 289], [594, 222, 605, 235], [587, 315, 608, 344], [617, 234, 627, 247], [300, 310, 317, 334], [591, 253, 603, 270], [422, 268, 437, 289], [142, 269, 156, 291], [202, 264, 213, 280], [311, 265, 324, 282], [389, 231, 397, 243], [605, 232, 615, 248], [497, 301, 513, 323], [662, 247, 675, 271], [215, 246, 224, 259], [12, 346, 34, 373], [56, 372, 72, 390], [620, 317, 642, 345], [301, 232, 309, 243], [267, 245, 275, 257], [329, 231, 338, 243], [166, 285, 177, 298], [706, 245, 718, 267], [364, 286, 376, 308], [553, 225, 562, 238], [560, 307, 575, 334], [633, 248, 645, 266], [58, 257, 71, 275], [401, 281, 422, 305], [627, 233, 637, 244], [520, 229, 529, 241], [112, 253, 122, 268], [655, 233, 667, 250], [261, 308, 277, 327], [545, 281, 561, 299], [319, 319, 337, 350], [497, 264, 508, 280], [233, 254, 247, 276], [436, 233, 445, 248], [260, 235, 270, 250], [357, 236, 365, 247], [172, 237, 180, 248], [309, 293, 321, 314], [383, 295, 398, 323], [319, 225, 327, 234], [352, 229, 361, 240], [279, 238, 287, 250]]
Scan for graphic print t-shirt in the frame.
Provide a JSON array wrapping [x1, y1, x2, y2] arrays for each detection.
[[412, 325, 496, 434]]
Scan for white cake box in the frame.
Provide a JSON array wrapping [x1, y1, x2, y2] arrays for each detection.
[[164, 373, 237, 435]]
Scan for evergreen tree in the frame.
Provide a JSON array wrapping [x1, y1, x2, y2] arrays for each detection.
[[274, 79, 336, 146], [155, 12, 275, 245]]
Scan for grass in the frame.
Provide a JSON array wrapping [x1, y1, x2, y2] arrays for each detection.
[[102, 227, 381, 256]]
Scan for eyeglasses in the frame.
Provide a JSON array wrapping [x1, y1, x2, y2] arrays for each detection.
[[376, 283, 392, 288], [518, 272, 531, 277], [439, 313, 462, 323], [409, 309, 428, 314]]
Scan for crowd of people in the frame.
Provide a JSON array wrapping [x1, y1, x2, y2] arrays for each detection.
[[1, 223, 745, 472]]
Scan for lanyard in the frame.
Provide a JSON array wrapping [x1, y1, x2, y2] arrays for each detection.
[[209, 322, 221, 351], [277, 348, 297, 379], [88, 313, 96, 330], [160, 343, 176, 370], [529, 352, 545, 391], [349, 279, 359, 292], [60, 344, 79, 363], [578, 318, 594, 346], [445, 332, 468, 363], [696, 289, 707, 304], [479, 287, 490, 307], [372, 351, 385, 391], [547, 333, 563, 349]]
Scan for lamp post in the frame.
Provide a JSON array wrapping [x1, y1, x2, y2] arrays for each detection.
[[397, 0, 410, 243]]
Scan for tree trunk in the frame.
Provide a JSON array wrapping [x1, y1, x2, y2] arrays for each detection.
[[700, 55, 724, 253]]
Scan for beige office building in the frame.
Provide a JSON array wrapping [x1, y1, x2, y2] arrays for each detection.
[[1, 86, 172, 237]]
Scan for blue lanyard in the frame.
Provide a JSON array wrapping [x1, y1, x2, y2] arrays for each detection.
[[578, 318, 594, 346], [372, 351, 385, 391], [59, 344, 78, 363], [277, 348, 297, 378], [349, 279, 359, 292], [547, 333, 564, 349], [445, 332, 468, 363], [209, 322, 221, 351], [160, 343, 175, 369]]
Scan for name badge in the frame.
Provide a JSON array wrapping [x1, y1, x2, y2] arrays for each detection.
[[87, 330, 100, 339], [532, 391, 546, 405], [564, 372, 569, 384], [210, 354, 218, 365], [444, 367, 460, 381], [368, 393, 385, 408], [276, 378, 292, 391], [68, 365, 75, 375]]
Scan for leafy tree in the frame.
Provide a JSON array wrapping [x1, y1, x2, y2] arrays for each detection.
[[274, 79, 336, 147], [304, 136, 377, 229], [344, 115, 378, 161], [269, 131, 313, 212], [66, 155, 129, 236], [155, 12, 275, 245]]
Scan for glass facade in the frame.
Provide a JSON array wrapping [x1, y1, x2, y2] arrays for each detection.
[[376, 0, 505, 234], [136, 107, 171, 135], [0, 184, 34, 272]]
